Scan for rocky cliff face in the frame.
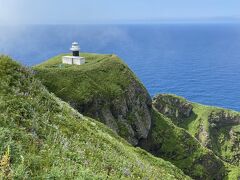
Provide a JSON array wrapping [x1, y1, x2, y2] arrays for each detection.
[[139, 109, 226, 180], [70, 73, 152, 145], [208, 111, 240, 165], [209, 110, 240, 127], [34, 54, 152, 145], [34, 54, 239, 179], [152, 94, 240, 167], [153, 94, 193, 122]]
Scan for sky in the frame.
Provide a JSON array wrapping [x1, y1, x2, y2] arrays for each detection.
[[0, 0, 240, 24]]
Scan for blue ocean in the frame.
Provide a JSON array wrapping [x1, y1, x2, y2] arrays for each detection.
[[1, 23, 240, 111]]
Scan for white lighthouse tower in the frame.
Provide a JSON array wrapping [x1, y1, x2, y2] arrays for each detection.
[[62, 42, 85, 65]]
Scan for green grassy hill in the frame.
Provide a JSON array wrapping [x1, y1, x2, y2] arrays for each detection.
[[34, 53, 142, 106], [140, 109, 227, 179], [153, 94, 240, 166], [33, 53, 240, 179], [0, 56, 190, 179], [153, 94, 240, 179], [34, 53, 152, 146]]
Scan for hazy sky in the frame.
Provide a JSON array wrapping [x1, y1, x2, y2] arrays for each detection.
[[1, 0, 240, 24]]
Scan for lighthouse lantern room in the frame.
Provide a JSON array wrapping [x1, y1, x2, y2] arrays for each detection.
[[70, 42, 80, 56]]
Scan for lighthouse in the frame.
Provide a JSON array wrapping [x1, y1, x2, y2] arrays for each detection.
[[62, 42, 85, 65], [70, 42, 80, 56]]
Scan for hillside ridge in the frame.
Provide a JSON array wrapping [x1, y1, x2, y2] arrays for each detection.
[[0, 55, 190, 179], [153, 94, 240, 166], [33, 53, 240, 179]]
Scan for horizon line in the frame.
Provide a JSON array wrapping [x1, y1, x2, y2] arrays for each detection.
[[1, 17, 240, 26]]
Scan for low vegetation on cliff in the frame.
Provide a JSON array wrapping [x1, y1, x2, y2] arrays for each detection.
[[34, 53, 240, 179], [153, 94, 240, 165], [34, 53, 152, 146], [140, 109, 227, 179], [1, 53, 239, 179], [153, 94, 240, 179], [0, 56, 189, 179]]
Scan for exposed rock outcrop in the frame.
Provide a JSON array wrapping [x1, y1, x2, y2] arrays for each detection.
[[196, 120, 211, 147], [209, 110, 240, 127], [153, 94, 240, 167], [209, 110, 240, 165], [152, 94, 193, 123], [139, 110, 226, 180], [34, 54, 152, 146], [71, 75, 152, 145]]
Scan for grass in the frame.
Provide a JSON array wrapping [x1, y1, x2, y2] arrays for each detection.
[[152, 94, 240, 178], [141, 109, 226, 179], [184, 102, 240, 167], [0, 55, 190, 179], [34, 53, 151, 145], [34, 53, 143, 104], [33, 53, 240, 179]]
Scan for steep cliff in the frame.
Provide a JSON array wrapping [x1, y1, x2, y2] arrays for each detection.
[[139, 109, 227, 179], [33, 53, 240, 179], [34, 54, 152, 146], [153, 94, 240, 167], [0, 55, 189, 179]]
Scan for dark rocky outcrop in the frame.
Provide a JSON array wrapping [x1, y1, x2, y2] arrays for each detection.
[[209, 110, 240, 127], [152, 94, 193, 123], [139, 110, 226, 180], [208, 111, 240, 165], [71, 75, 152, 145], [153, 94, 240, 167]]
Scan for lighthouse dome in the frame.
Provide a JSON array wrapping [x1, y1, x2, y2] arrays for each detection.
[[72, 42, 78, 45], [70, 42, 80, 51]]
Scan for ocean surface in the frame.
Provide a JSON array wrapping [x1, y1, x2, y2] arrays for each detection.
[[1, 23, 240, 111]]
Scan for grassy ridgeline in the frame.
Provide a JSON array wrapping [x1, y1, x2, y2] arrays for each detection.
[[33, 53, 240, 179], [34, 53, 138, 104], [152, 94, 240, 179], [0, 56, 189, 179], [152, 94, 240, 166], [34, 53, 153, 146]]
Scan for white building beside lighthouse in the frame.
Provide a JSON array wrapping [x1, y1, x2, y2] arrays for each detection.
[[62, 42, 85, 65]]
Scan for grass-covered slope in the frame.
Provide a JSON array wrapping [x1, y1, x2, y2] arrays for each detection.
[[34, 54, 152, 145], [34, 53, 143, 104], [153, 94, 240, 179], [0, 56, 191, 179], [34, 53, 236, 179], [139, 109, 227, 179], [153, 94, 240, 167]]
